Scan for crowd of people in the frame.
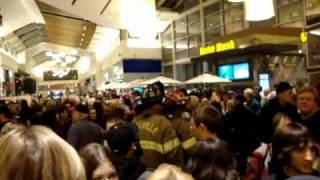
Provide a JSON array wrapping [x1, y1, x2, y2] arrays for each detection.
[[0, 81, 319, 180]]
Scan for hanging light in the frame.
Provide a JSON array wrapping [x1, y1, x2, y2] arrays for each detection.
[[245, 0, 275, 21], [120, 0, 157, 39]]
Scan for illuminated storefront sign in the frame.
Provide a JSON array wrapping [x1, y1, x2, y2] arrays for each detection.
[[200, 40, 236, 56], [300, 32, 308, 43]]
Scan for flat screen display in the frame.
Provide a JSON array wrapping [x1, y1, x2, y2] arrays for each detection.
[[218, 62, 251, 81], [218, 64, 234, 80], [234, 63, 250, 80]]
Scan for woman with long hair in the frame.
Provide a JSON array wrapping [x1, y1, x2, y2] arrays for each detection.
[[186, 139, 238, 180], [0, 125, 85, 180]]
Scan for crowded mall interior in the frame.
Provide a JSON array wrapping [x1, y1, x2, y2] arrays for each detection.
[[0, 0, 320, 179]]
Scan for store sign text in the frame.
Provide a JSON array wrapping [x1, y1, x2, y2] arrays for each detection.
[[300, 32, 308, 43], [200, 40, 236, 56]]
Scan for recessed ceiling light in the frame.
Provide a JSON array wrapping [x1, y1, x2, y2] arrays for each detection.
[[83, 26, 87, 31], [108, 15, 112, 19], [82, 33, 85, 37], [81, 38, 84, 42]]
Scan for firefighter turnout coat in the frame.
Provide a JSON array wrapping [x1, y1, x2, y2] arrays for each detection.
[[133, 113, 184, 169]]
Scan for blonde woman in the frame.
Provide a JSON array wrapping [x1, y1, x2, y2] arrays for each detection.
[[0, 125, 86, 180], [148, 164, 194, 180]]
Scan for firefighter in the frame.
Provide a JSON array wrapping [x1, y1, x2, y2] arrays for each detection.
[[166, 91, 198, 157], [133, 81, 184, 169]]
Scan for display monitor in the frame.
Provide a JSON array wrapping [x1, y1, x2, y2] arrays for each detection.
[[233, 63, 250, 80], [218, 64, 234, 80], [217, 62, 251, 81]]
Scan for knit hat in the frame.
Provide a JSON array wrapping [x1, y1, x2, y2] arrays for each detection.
[[105, 122, 136, 156], [276, 82, 292, 94]]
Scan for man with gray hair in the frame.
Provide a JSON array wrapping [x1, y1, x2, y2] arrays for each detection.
[[244, 88, 261, 114]]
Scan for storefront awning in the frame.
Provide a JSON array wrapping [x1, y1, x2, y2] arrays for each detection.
[[191, 44, 300, 62]]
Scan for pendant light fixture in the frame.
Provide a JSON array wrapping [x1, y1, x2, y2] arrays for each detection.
[[245, 0, 275, 21]]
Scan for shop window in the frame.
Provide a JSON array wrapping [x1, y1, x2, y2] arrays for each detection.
[[189, 34, 201, 49], [205, 27, 223, 44], [189, 34, 201, 57], [224, 0, 241, 9], [174, 17, 188, 40], [182, 0, 200, 12], [175, 49, 189, 60], [205, 14, 222, 30], [306, 0, 320, 26], [161, 25, 172, 45], [277, 0, 303, 25], [188, 21, 201, 35], [224, 4, 244, 25], [188, 11, 200, 23], [163, 66, 173, 78], [175, 26, 188, 40], [188, 11, 201, 36], [204, 1, 221, 16], [225, 21, 244, 34], [175, 38, 188, 60], [162, 43, 173, 63]]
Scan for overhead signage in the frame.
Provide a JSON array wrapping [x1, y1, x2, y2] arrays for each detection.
[[300, 32, 308, 43], [200, 40, 236, 56]]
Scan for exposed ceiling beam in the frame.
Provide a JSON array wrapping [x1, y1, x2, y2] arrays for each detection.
[[100, 0, 112, 15], [41, 11, 85, 22]]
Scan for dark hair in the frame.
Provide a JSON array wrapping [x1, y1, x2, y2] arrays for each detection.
[[192, 105, 222, 134], [79, 143, 115, 180], [186, 140, 238, 180], [272, 123, 318, 166], [112, 107, 125, 120], [0, 105, 12, 119], [276, 82, 292, 95]]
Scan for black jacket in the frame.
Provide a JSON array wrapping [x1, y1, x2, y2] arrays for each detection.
[[222, 104, 260, 175], [300, 110, 320, 143], [116, 157, 149, 180], [259, 98, 300, 143]]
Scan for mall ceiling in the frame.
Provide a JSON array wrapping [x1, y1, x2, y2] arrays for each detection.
[[37, 1, 96, 49], [0, 0, 178, 73]]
